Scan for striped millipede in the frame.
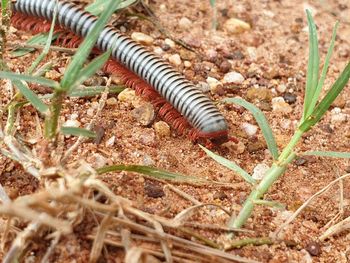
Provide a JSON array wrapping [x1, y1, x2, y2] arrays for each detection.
[[10, 0, 229, 145]]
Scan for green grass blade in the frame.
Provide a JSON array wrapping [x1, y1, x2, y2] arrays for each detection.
[[96, 164, 209, 184], [306, 22, 339, 118], [71, 50, 111, 89], [85, 0, 138, 16], [0, 71, 60, 88], [199, 145, 256, 185], [303, 10, 320, 121], [299, 62, 350, 132], [61, 126, 96, 138], [12, 80, 49, 114], [11, 33, 59, 58], [223, 97, 279, 160], [303, 151, 350, 158], [69, 85, 124, 97], [27, 4, 58, 75], [60, 0, 121, 91]]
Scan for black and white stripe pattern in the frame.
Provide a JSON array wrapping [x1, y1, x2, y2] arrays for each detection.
[[13, 0, 228, 137]]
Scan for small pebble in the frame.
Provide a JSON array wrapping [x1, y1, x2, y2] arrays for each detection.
[[196, 81, 211, 93], [161, 43, 171, 51], [139, 130, 156, 146], [179, 17, 192, 30], [143, 154, 155, 166], [246, 46, 257, 61], [144, 181, 165, 198], [206, 76, 221, 89], [168, 54, 182, 66], [206, 49, 218, 62], [247, 87, 272, 102], [277, 84, 287, 93], [106, 97, 118, 105], [223, 18, 251, 34], [117, 88, 136, 103], [131, 32, 154, 45], [63, 119, 80, 128], [219, 60, 232, 73], [45, 70, 61, 81], [153, 46, 163, 55], [184, 61, 192, 68], [164, 38, 176, 48], [272, 97, 293, 114], [332, 95, 346, 108], [231, 50, 245, 60], [89, 153, 107, 168], [222, 71, 245, 84], [331, 107, 347, 123], [305, 241, 321, 256], [213, 191, 228, 200], [132, 103, 155, 126], [105, 136, 115, 147], [154, 121, 171, 137], [283, 92, 297, 104], [252, 163, 270, 180], [241, 122, 258, 137], [295, 157, 307, 166]]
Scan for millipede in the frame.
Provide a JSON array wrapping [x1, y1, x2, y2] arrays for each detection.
[[10, 0, 229, 145]]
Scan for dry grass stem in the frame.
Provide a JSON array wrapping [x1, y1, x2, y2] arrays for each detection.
[[165, 184, 201, 205]]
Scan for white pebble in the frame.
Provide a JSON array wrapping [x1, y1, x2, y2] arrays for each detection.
[[63, 119, 80, 128], [184, 61, 192, 68], [246, 47, 257, 61], [252, 163, 270, 180], [272, 97, 293, 114], [106, 97, 118, 105], [105, 136, 116, 147], [331, 107, 347, 123], [131, 32, 154, 45], [241, 122, 258, 136], [164, 38, 175, 48], [277, 84, 287, 93], [222, 71, 245, 84], [179, 17, 192, 30], [118, 88, 136, 102], [153, 46, 163, 55], [206, 76, 221, 89], [168, 54, 182, 66], [224, 18, 251, 34], [70, 113, 79, 120]]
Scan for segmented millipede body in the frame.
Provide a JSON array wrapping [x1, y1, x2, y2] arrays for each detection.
[[12, 0, 229, 144]]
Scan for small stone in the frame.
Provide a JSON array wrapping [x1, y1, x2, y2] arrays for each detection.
[[231, 50, 245, 60], [168, 54, 182, 66], [143, 154, 155, 166], [320, 124, 333, 133], [295, 157, 307, 166], [272, 97, 293, 114], [219, 60, 232, 73], [154, 121, 171, 137], [246, 47, 257, 61], [139, 130, 156, 146], [106, 97, 118, 105], [105, 136, 115, 147], [206, 76, 221, 90], [89, 153, 107, 168], [205, 49, 218, 62], [241, 122, 258, 137], [258, 101, 272, 111], [222, 71, 245, 84], [196, 81, 211, 93], [153, 46, 163, 55], [305, 241, 321, 256], [264, 67, 280, 79], [222, 141, 245, 154], [164, 38, 176, 48], [247, 87, 272, 102], [332, 95, 346, 108], [144, 181, 165, 198], [63, 119, 80, 128], [331, 107, 347, 123], [277, 84, 287, 93], [179, 17, 192, 30], [283, 92, 297, 104], [117, 88, 136, 102], [131, 32, 154, 45], [247, 140, 266, 153], [213, 191, 228, 200], [252, 163, 270, 180], [184, 61, 192, 68], [45, 70, 61, 81], [161, 43, 171, 51], [132, 103, 155, 126], [224, 18, 251, 34]]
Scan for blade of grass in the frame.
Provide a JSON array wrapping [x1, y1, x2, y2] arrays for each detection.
[[199, 145, 256, 185], [71, 50, 111, 89], [299, 61, 350, 132], [12, 80, 48, 114], [303, 151, 350, 158], [96, 164, 209, 184], [223, 97, 279, 160], [306, 21, 339, 118], [11, 33, 59, 58], [85, 0, 138, 16], [69, 85, 124, 97], [26, 3, 58, 75], [60, 0, 121, 91], [61, 126, 96, 138], [0, 71, 60, 89], [302, 10, 320, 121]]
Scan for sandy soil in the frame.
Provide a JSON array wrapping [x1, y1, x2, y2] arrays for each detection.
[[1, 0, 350, 262]]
